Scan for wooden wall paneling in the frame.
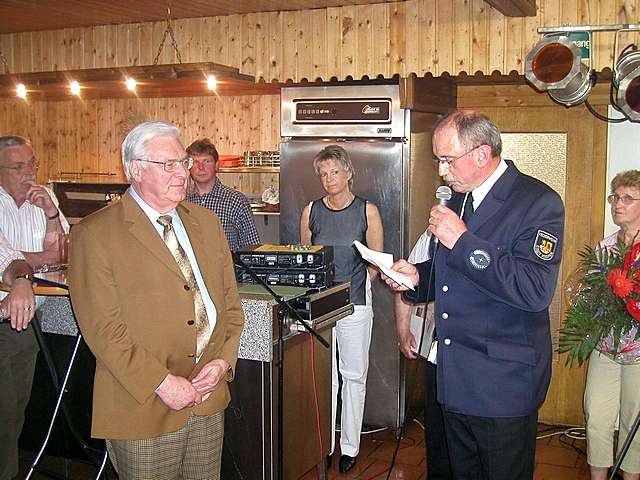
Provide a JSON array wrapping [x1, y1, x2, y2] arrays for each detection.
[[81, 27, 94, 70], [282, 10, 298, 82], [254, 12, 269, 82], [371, 3, 388, 78], [241, 13, 257, 77], [325, 7, 342, 81], [470, 0, 488, 75], [487, 4, 505, 73], [341, 5, 357, 79], [595, 0, 616, 70], [453, 0, 471, 74], [388, 2, 406, 77], [355, 4, 373, 78], [402, 1, 418, 76], [311, 8, 328, 81], [269, 12, 284, 82], [0, 34, 14, 72], [227, 15, 243, 76], [14, 32, 29, 73], [436, 0, 453, 75], [298, 9, 315, 82], [505, 17, 524, 73], [420, 0, 437, 76]]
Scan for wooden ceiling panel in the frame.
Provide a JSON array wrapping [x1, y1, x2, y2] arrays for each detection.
[[0, 0, 396, 34], [0, 0, 536, 34]]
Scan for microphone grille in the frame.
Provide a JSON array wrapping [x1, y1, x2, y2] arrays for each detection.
[[435, 185, 452, 201]]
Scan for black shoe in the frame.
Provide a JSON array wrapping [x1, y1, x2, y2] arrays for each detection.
[[338, 454, 357, 473]]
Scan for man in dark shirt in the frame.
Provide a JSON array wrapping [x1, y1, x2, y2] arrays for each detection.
[[186, 139, 259, 251]]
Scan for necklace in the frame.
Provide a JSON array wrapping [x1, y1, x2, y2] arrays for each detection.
[[325, 193, 354, 210]]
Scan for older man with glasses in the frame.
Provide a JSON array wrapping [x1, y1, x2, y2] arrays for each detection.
[[384, 110, 565, 480], [0, 135, 70, 480], [68, 121, 244, 479]]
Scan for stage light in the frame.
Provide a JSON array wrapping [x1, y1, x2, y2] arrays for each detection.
[[69, 80, 81, 96], [207, 74, 217, 91], [125, 77, 137, 92], [525, 35, 593, 106], [16, 83, 26, 99], [613, 48, 640, 122]]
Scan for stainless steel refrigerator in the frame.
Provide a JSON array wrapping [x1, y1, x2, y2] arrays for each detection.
[[279, 84, 443, 429]]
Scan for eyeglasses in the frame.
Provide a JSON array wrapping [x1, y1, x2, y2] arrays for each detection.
[[607, 193, 640, 206], [432, 145, 482, 166], [0, 159, 38, 171], [135, 156, 194, 172]]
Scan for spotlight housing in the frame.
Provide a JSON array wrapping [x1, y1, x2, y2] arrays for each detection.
[[525, 35, 593, 106], [614, 48, 640, 122]]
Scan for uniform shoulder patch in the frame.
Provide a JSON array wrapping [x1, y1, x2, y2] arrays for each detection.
[[533, 230, 558, 261]]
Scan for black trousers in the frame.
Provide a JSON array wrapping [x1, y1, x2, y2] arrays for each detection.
[[424, 361, 452, 479], [442, 409, 538, 480]]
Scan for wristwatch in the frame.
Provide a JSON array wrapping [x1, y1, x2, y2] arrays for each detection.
[[15, 273, 35, 283]]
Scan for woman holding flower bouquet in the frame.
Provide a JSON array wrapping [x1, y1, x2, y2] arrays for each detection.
[[584, 169, 640, 480]]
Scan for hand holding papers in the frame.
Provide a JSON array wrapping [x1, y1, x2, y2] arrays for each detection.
[[353, 241, 415, 291]]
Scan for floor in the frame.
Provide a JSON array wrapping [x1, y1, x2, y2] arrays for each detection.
[[299, 422, 593, 480], [18, 422, 598, 479]]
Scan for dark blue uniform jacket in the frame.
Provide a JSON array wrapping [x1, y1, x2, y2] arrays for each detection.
[[408, 160, 564, 418]]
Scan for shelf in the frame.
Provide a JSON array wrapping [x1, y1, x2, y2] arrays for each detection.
[[218, 167, 280, 174]]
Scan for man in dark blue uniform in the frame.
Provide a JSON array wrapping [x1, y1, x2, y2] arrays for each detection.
[[385, 110, 564, 480]]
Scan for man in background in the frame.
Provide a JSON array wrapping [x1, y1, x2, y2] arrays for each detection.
[[186, 138, 259, 251], [385, 111, 564, 480], [69, 122, 244, 479], [0, 135, 69, 480]]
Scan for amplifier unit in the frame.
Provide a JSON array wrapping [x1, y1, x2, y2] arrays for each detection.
[[235, 244, 333, 270], [236, 267, 334, 288]]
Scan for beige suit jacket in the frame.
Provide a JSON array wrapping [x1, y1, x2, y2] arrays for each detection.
[[68, 191, 244, 439]]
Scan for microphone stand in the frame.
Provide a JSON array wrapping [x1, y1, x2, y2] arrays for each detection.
[[233, 255, 330, 480]]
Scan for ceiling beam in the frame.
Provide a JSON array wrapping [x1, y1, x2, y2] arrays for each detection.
[[484, 0, 536, 17]]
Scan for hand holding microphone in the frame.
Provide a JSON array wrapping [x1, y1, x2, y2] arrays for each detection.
[[429, 185, 468, 249]]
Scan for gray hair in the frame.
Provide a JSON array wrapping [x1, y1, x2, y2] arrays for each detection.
[[121, 121, 181, 181], [435, 110, 502, 158], [312, 145, 355, 188], [0, 136, 31, 162]]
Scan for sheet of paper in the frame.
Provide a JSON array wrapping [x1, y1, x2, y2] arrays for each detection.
[[353, 240, 415, 291]]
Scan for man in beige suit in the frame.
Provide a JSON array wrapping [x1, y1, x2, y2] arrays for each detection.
[[68, 121, 244, 479]]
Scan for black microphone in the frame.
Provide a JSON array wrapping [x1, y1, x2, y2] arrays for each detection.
[[433, 186, 452, 245]]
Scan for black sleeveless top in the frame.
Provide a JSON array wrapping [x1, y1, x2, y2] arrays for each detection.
[[309, 196, 368, 305]]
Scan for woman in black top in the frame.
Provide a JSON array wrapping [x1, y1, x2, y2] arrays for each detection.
[[300, 145, 383, 473]]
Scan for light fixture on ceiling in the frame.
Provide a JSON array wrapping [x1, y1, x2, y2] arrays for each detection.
[[527, 24, 640, 123], [207, 75, 217, 91], [69, 80, 81, 96], [125, 77, 137, 92], [16, 83, 27, 99]]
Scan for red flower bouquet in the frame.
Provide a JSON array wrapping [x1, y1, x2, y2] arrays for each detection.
[[559, 240, 640, 365]]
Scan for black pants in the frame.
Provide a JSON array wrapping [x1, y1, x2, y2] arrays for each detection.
[[425, 361, 452, 480], [442, 409, 538, 480]]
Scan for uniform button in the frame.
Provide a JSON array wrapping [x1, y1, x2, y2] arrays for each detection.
[[187, 320, 195, 325], [442, 285, 449, 292], [442, 312, 449, 319], [444, 338, 451, 345], [184, 284, 191, 291]]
